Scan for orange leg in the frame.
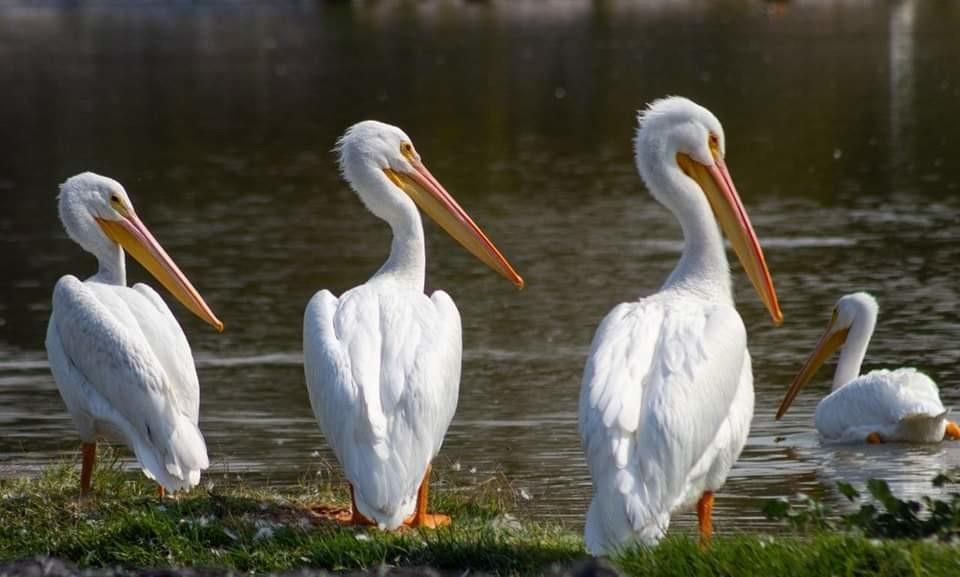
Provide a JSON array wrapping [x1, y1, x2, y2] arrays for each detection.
[[945, 421, 960, 440], [157, 485, 166, 499], [866, 432, 884, 444], [404, 464, 451, 529], [80, 442, 96, 498], [697, 491, 714, 545], [349, 484, 373, 525]]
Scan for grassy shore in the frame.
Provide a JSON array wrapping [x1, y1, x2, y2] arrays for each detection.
[[2, 455, 959, 576]]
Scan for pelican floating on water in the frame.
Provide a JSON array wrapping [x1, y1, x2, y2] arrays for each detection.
[[46, 172, 223, 496], [578, 97, 782, 554], [775, 292, 960, 443], [303, 121, 522, 529]]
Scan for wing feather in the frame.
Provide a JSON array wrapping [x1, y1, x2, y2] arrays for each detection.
[[815, 368, 946, 440], [304, 284, 461, 529], [579, 294, 747, 552], [46, 276, 207, 490], [131, 283, 201, 421]]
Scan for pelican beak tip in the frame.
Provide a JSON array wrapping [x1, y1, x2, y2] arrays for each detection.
[[772, 310, 784, 327]]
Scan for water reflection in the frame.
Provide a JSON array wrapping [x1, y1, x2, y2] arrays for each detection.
[[2, 1, 960, 534], [889, 0, 916, 179]]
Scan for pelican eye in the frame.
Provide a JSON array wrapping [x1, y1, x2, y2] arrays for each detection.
[[108, 194, 127, 214], [400, 142, 415, 160], [708, 134, 720, 155]]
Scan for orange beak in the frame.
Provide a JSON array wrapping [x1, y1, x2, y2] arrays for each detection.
[[775, 313, 849, 420], [96, 211, 224, 332], [677, 150, 783, 325], [384, 160, 524, 289]]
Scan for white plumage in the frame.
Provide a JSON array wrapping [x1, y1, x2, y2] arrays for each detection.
[[304, 285, 461, 527], [304, 121, 521, 529], [579, 97, 782, 554], [776, 292, 959, 444], [46, 172, 223, 495]]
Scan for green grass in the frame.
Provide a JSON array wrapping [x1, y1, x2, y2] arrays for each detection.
[[616, 535, 960, 577], [2, 452, 960, 576], [0, 450, 582, 575]]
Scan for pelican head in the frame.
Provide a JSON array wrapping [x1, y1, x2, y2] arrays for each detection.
[[337, 121, 523, 288], [635, 97, 782, 325], [775, 292, 879, 419], [58, 172, 224, 332]]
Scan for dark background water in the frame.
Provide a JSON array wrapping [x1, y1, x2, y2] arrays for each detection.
[[3, 0, 960, 535]]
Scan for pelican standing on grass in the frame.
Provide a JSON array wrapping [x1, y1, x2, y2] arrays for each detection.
[[775, 292, 960, 443], [47, 172, 223, 497], [578, 97, 783, 554], [304, 121, 523, 529]]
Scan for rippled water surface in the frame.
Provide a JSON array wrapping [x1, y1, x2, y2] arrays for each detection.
[[3, 0, 960, 536]]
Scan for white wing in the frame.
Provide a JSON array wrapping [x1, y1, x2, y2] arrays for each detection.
[[579, 292, 748, 554], [45, 275, 208, 491], [815, 368, 946, 442], [130, 283, 201, 422], [303, 283, 461, 529]]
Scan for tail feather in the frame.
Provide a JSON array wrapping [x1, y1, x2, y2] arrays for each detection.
[[901, 409, 947, 421], [133, 417, 208, 493], [895, 411, 948, 443], [355, 489, 417, 530], [584, 493, 668, 555], [168, 417, 210, 472]]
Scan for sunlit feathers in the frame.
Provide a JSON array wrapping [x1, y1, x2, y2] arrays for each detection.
[[579, 97, 780, 553], [46, 173, 213, 493]]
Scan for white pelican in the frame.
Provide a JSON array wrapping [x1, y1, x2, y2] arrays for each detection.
[[775, 292, 960, 443], [578, 97, 783, 554], [46, 172, 223, 497], [303, 121, 522, 529]]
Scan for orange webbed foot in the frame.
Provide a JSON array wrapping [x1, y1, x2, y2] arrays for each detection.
[[945, 421, 960, 440], [866, 432, 884, 444], [403, 512, 451, 529], [401, 463, 449, 530]]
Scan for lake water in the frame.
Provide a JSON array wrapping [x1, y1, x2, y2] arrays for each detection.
[[3, 0, 960, 537]]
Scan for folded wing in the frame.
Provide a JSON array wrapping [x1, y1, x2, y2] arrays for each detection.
[[815, 368, 946, 441], [579, 295, 747, 551], [47, 276, 208, 491], [304, 284, 461, 528]]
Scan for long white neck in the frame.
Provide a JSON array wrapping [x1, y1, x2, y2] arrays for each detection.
[[349, 167, 426, 293], [833, 310, 877, 390], [649, 164, 732, 301], [663, 198, 730, 299], [375, 201, 426, 292], [90, 244, 127, 285]]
